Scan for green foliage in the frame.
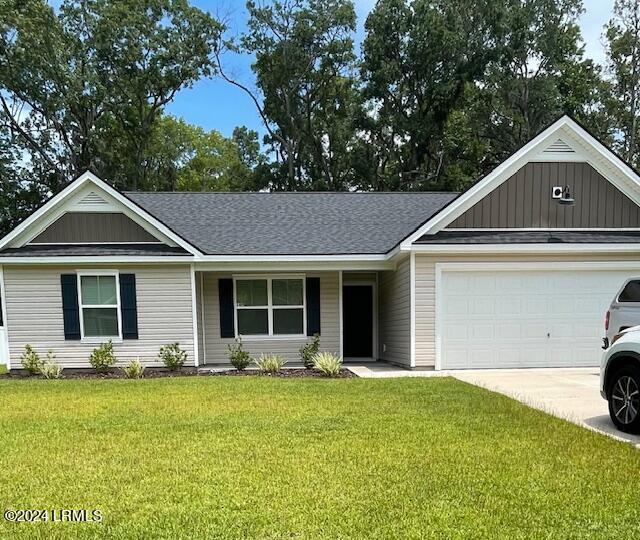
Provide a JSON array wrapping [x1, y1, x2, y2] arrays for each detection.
[[0, 0, 221, 196], [603, 0, 640, 168], [299, 334, 320, 369], [159, 342, 187, 371], [227, 337, 252, 371], [20, 345, 43, 375], [89, 340, 117, 372], [228, 0, 360, 190], [254, 354, 286, 374], [359, 0, 509, 191], [145, 115, 262, 192], [462, 0, 604, 182], [123, 358, 146, 379], [312, 351, 343, 377]]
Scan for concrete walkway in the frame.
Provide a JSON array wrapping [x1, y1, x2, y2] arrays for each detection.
[[452, 367, 640, 447]]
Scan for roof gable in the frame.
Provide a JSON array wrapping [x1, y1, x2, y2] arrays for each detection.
[[30, 212, 163, 244], [0, 172, 201, 255], [400, 116, 640, 247], [448, 161, 640, 229]]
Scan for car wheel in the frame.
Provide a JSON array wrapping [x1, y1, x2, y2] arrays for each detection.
[[607, 365, 640, 434]]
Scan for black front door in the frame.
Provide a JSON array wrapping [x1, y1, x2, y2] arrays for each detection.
[[343, 285, 373, 358]]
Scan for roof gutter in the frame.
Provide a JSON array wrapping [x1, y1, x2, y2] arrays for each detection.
[[409, 243, 640, 254]]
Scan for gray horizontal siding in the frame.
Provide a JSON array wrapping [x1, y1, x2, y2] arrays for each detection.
[[378, 256, 411, 367], [31, 212, 161, 244], [200, 272, 340, 364], [449, 162, 640, 228], [5, 265, 195, 368]]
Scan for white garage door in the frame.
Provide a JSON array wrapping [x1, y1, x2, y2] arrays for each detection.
[[439, 267, 634, 369]]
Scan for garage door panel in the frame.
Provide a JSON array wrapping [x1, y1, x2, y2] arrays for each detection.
[[523, 297, 547, 314], [521, 322, 545, 338], [438, 268, 634, 369], [471, 324, 495, 339], [443, 324, 468, 340], [443, 297, 468, 316], [471, 297, 495, 315]]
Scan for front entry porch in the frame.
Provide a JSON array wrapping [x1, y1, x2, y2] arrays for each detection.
[[193, 267, 410, 368]]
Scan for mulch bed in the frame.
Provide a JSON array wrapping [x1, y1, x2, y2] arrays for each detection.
[[0, 367, 356, 380], [208, 368, 355, 378]]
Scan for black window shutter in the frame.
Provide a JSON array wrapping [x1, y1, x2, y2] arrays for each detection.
[[119, 274, 138, 339], [219, 278, 235, 338], [306, 277, 321, 336], [61, 274, 81, 340]]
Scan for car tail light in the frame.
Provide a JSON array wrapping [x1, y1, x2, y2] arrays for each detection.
[[605, 310, 610, 331]]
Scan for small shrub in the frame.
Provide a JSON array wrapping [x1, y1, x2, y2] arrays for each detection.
[[20, 344, 43, 375], [89, 340, 117, 372], [40, 361, 63, 379], [228, 337, 252, 370], [123, 358, 145, 379], [312, 352, 343, 377], [159, 342, 186, 371], [255, 354, 286, 374], [299, 334, 320, 369]]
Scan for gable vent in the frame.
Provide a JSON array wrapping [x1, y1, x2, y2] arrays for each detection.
[[77, 191, 109, 207], [543, 138, 575, 154]]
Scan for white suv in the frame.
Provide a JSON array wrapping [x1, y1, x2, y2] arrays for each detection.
[[601, 328, 640, 434], [604, 278, 640, 348]]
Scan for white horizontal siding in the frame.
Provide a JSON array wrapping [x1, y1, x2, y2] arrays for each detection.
[[414, 252, 640, 368], [201, 271, 340, 364], [378, 255, 410, 366], [5, 265, 195, 368]]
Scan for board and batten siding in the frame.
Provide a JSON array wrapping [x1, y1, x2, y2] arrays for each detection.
[[200, 272, 340, 364], [31, 212, 161, 244], [414, 253, 640, 367], [4, 265, 195, 368], [449, 162, 640, 228], [378, 255, 411, 367]]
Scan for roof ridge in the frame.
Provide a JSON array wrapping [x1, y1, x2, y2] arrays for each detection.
[[124, 191, 460, 195]]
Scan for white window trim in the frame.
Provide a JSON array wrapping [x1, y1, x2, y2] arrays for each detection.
[[76, 270, 122, 343], [232, 274, 306, 341]]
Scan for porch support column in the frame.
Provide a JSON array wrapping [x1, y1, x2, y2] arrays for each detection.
[[200, 272, 206, 364], [339, 270, 343, 359], [190, 264, 199, 367], [410, 252, 416, 368]]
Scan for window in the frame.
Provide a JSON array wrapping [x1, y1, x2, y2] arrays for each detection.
[[619, 280, 640, 303], [234, 276, 305, 337], [78, 273, 121, 339]]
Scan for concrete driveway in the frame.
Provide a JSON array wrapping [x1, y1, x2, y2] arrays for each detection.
[[452, 368, 640, 447]]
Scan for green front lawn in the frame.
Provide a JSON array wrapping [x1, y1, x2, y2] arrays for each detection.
[[1, 377, 639, 539]]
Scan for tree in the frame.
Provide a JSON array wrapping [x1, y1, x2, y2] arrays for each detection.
[[360, 0, 508, 191], [232, 126, 271, 191], [216, 0, 360, 190], [0, 0, 221, 191], [466, 0, 604, 182], [605, 0, 640, 167], [0, 127, 47, 236], [145, 115, 258, 192]]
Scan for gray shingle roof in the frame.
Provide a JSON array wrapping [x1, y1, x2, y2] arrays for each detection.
[[0, 244, 190, 257], [126, 192, 458, 255], [415, 230, 640, 244]]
